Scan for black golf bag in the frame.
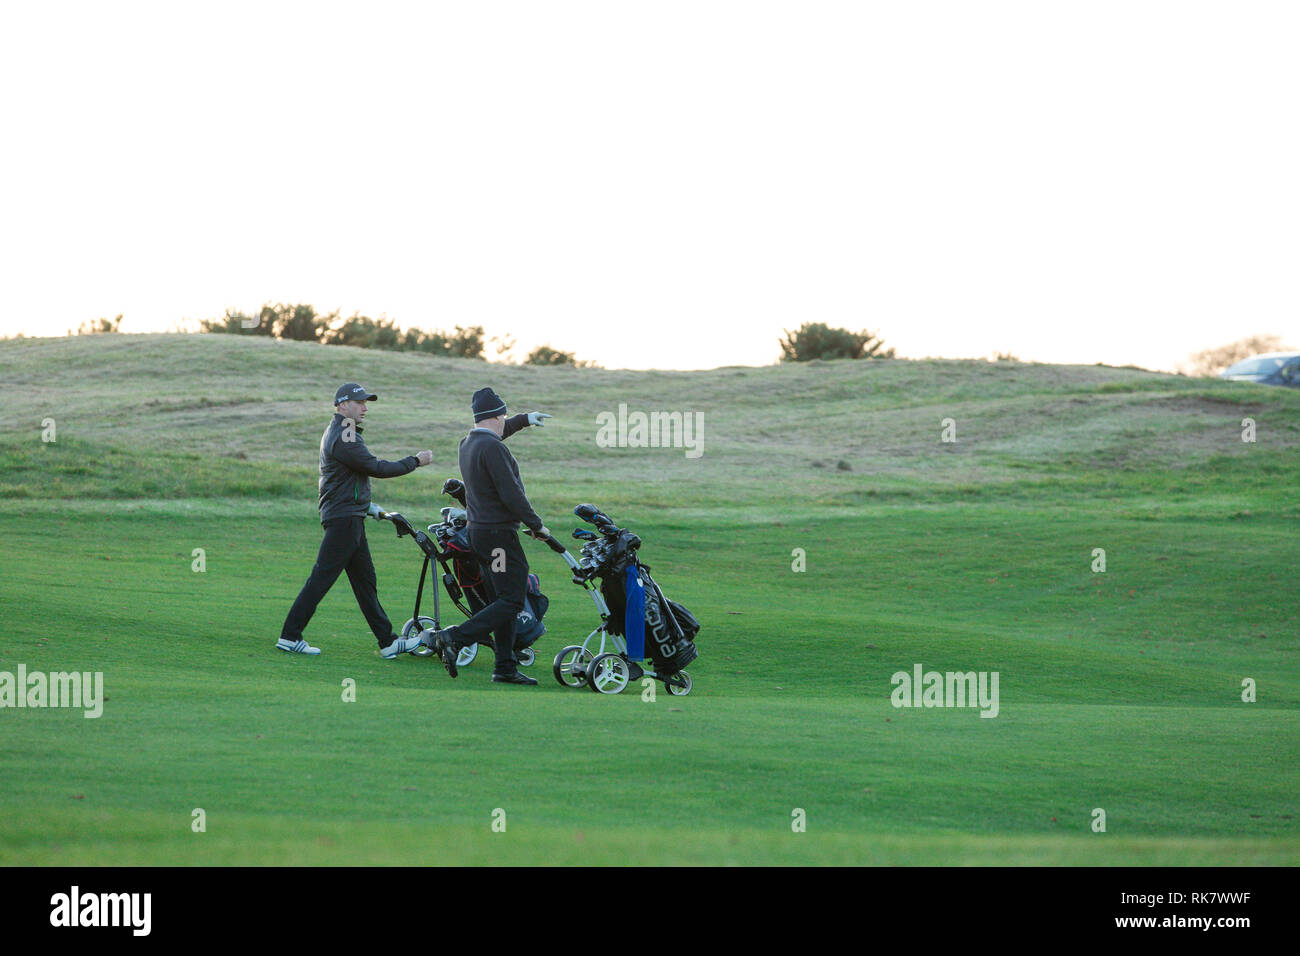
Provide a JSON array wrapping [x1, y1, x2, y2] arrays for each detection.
[[571, 503, 700, 675], [441, 525, 549, 649], [600, 567, 699, 674]]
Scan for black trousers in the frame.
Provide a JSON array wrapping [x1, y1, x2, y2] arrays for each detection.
[[281, 516, 394, 647], [453, 526, 528, 674]]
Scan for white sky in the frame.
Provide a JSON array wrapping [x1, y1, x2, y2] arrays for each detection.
[[1, 1, 1297, 370]]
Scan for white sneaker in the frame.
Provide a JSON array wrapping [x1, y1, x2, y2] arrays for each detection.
[[380, 633, 424, 659], [276, 638, 321, 655]]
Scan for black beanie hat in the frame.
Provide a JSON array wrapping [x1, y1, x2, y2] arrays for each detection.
[[472, 387, 507, 422]]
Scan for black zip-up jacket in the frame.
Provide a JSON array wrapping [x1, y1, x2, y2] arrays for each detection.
[[459, 414, 541, 532], [318, 413, 418, 523]]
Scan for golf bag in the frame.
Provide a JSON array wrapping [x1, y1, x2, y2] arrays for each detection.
[[375, 487, 551, 666], [599, 568, 698, 675], [438, 515, 549, 650], [551, 503, 700, 695], [568, 502, 699, 675]]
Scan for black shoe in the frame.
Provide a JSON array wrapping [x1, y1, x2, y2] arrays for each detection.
[[432, 629, 459, 678], [491, 671, 538, 686]]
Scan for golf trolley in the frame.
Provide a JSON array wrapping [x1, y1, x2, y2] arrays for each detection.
[[369, 479, 549, 669], [550, 504, 698, 696]]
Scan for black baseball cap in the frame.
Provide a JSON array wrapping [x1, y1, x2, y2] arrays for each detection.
[[334, 383, 378, 405]]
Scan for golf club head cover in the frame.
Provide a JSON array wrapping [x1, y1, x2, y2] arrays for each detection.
[[441, 478, 467, 506]]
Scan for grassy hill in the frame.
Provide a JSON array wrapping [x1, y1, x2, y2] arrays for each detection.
[[1, 333, 1297, 865], [5, 332, 1298, 510]]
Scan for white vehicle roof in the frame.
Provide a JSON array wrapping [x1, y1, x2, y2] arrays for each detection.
[[1239, 351, 1299, 360]]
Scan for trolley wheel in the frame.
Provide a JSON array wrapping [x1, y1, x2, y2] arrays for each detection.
[[402, 617, 437, 657], [456, 643, 479, 667], [517, 646, 536, 667], [586, 653, 631, 695], [664, 670, 693, 696], [552, 645, 592, 688]]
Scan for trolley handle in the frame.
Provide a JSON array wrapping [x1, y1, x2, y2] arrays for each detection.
[[369, 503, 417, 539], [525, 528, 570, 555]]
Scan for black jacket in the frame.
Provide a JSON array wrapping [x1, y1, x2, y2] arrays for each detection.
[[318, 413, 418, 523], [459, 415, 542, 532]]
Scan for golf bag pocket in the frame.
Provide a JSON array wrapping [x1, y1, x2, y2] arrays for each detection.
[[514, 573, 548, 649], [666, 600, 700, 640], [643, 579, 696, 675]]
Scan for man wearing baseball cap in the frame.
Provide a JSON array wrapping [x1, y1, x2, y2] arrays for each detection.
[[420, 387, 552, 684], [275, 382, 434, 657]]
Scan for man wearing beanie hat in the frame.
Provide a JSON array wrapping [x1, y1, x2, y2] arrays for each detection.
[[275, 382, 435, 657], [421, 386, 552, 684]]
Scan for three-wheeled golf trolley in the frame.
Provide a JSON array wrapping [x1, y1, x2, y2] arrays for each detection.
[[370, 478, 548, 669], [550, 504, 700, 696]]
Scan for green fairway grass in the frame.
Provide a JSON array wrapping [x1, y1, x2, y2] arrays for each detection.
[[1, 334, 1297, 864]]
